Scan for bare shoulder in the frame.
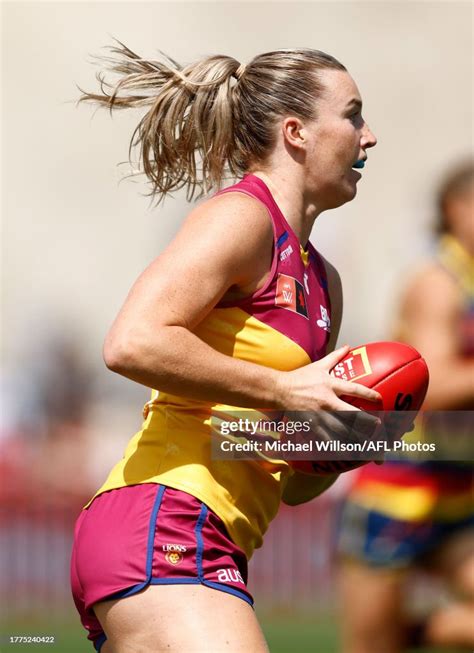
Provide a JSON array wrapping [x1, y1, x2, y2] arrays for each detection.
[[402, 262, 460, 313], [184, 191, 273, 245], [161, 192, 273, 289]]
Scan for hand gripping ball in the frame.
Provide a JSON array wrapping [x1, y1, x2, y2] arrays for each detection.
[[289, 342, 429, 475]]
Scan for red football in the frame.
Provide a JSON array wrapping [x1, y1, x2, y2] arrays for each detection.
[[290, 341, 430, 475]]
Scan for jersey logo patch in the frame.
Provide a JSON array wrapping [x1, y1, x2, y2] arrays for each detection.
[[275, 273, 308, 318], [303, 272, 310, 294], [279, 243, 294, 261], [316, 305, 331, 332]]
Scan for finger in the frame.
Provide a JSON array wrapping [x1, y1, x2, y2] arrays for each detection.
[[336, 409, 382, 439], [318, 345, 351, 372], [314, 411, 356, 439], [333, 379, 381, 403], [329, 399, 381, 436], [331, 408, 376, 428], [309, 413, 367, 443], [382, 414, 414, 442], [330, 398, 364, 412]]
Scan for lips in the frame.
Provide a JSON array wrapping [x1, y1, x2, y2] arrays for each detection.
[[352, 159, 366, 169]]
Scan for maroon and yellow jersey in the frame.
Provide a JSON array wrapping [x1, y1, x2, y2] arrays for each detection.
[[91, 175, 332, 558]]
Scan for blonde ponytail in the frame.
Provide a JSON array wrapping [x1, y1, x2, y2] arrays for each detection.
[[80, 40, 346, 201]]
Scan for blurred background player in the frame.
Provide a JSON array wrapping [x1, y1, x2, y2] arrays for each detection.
[[337, 160, 474, 652]]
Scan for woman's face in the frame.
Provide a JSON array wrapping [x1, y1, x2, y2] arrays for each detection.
[[302, 69, 377, 210]]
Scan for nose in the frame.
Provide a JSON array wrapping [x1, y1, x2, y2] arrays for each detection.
[[361, 123, 377, 149]]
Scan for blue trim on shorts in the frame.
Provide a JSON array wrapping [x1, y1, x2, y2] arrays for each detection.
[[108, 484, 166, 600], [195, 503, 208, 582], [94, 633, 107, 651], [276, 231, 289, 247], [146, 485, 166, 577], [150, 577, 201, 585], [203, 580, 254, 606], [149, 578, 253, 606]]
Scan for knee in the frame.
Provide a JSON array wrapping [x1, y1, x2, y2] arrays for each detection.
[[451, 552, 474, 598], [425, 603, 474, 648]]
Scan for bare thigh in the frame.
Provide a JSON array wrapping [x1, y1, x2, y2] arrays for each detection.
[[94, 584, 269, 653], [429, 528, 474, 597], [423, 530, 474, 648], [339, 561, 405, 653]]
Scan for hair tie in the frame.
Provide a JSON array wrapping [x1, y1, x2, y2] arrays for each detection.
[[234, 63, 247, 81]]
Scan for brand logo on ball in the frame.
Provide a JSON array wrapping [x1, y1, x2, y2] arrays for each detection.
[[395, 392, 412, 410], [275, 273, 308, 318], [163, 543, 187, 565], [331, 346, 372, 381]]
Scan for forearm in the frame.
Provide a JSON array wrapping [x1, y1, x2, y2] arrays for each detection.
[[281, 471, 338, 506], [104, 324, 284, 408]]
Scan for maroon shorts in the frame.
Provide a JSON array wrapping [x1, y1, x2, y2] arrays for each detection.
[[70, 484, 253, 651]]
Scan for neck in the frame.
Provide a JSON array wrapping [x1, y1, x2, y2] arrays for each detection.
[[249, 168, 322, 246]]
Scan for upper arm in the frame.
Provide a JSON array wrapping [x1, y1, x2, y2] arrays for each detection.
[[105, 193, 273, 347], [396, 264, 460, 364], [320, 255, 343, 353]]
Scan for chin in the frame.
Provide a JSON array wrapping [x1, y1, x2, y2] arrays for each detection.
[[327, 185, 358, 210]]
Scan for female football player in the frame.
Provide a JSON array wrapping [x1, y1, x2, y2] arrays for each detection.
[[71, 43, 378, 652]]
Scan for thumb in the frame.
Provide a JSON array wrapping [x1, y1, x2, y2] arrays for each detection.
[[319, 345, 351, 372]]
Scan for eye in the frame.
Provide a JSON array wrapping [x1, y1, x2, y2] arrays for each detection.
[[348, 111, 361, 124], [348, 111, 364, 129]]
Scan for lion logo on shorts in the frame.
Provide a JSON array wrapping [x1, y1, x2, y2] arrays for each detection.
[[162, 543, 187, 565], [165, 550, 183, 565]]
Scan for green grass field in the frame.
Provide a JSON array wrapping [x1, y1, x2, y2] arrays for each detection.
[[1, 615, 465, 653]]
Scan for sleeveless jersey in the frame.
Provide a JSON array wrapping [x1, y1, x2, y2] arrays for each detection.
[[90, 175, 332, 558], [348, 234, 474, 523]]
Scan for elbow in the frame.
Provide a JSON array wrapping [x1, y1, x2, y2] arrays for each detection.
[[281, 473, 338, 506], [103, 330, 139, 374], [281, 489, 318, 506]]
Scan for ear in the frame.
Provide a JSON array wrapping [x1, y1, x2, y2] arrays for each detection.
[[281, 116, 307, 150]]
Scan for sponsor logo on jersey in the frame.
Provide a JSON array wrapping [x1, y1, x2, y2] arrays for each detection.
[[279, 244, 294, 261], [217, 568, 245, 584], [163, 543, 187, 565], [303, 272, 310, 294], [316, 305, 331, 332], [330, 346, 372, 381], [275, 273, 308, 318]]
